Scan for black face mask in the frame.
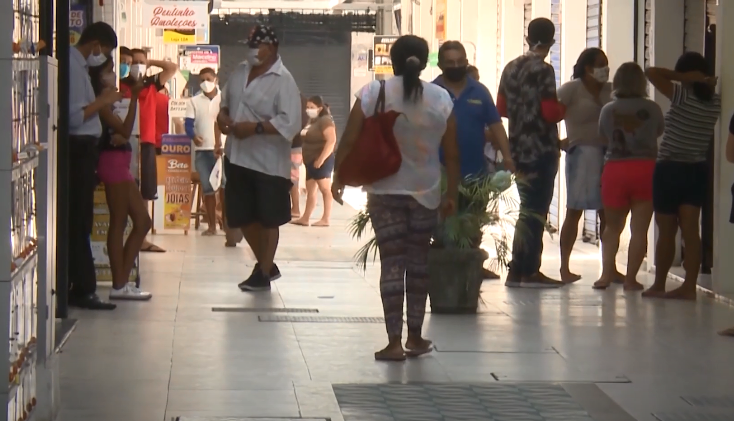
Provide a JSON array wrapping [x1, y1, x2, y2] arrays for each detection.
[[443, 66, 468, 82]]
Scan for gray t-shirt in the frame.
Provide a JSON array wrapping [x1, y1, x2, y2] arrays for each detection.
[[598, 98, 665, 161], [557, 79, 612, 148]]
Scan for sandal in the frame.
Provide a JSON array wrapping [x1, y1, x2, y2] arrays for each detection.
[[140, 244, 166, 253], [405, 339, 434, 358], [374, 349, 406, 362]]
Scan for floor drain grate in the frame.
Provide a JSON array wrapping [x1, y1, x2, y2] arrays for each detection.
[[652, 411, 734, 421], [258, 315, 385, 323], [682, 396, 734, 408], [211, 307, 319, 313]]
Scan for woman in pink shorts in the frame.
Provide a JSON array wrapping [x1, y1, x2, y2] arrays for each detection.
[[594, 62, 665, 290], [90, 55, 152, 300]]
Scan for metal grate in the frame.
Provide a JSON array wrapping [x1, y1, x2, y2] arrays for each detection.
[[258, 315, 385, 323], [682, 396, 734, 408], [211, 307, 319, 313]]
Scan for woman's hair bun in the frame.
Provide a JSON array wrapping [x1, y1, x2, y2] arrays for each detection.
[[406, 56, 420, 65]]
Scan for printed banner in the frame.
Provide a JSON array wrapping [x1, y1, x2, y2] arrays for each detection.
[[91, 186, 138, 282], [69, 5, 86, 46], [163, 27, 210, 45], [161, 134, 192, 230], [179, 45, 220, 74], [372, 36, 397, 75], [142, 0, 210, 30], [435, 0, 447, 41]]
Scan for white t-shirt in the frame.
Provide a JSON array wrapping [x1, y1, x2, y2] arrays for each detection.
[[186, 91, 221, 151], [356, 77, 454, 209]]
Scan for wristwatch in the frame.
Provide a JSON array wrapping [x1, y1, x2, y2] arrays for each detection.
[[255, 122, 265, 134]]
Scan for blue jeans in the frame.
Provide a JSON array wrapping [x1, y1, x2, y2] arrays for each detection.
[[195, 150, 226, 195]]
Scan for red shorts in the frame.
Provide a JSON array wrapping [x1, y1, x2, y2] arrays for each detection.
[[601, 160, 655, 208]]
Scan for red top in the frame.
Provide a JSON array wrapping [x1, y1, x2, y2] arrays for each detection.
[[120, 74, 165, 145], [155, 92, 169, 147]]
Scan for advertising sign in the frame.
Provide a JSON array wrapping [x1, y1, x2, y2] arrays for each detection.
[[69, 5, 86, 46], [163, 27, 210, 45], [179, 45, 220, 74], [168, 98, 189, 118], [91, 187, 138, 282], [142, 0, 210, 30], [435, 0, 447, 41], [161, 135, 192, 230], [372, 36, 397, 75]]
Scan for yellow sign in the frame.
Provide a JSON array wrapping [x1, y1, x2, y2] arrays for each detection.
[[163, 29, 210, 45], [435, 0, 447, 41], [373, 36, 397, 75], [91, 186, 138, 283]]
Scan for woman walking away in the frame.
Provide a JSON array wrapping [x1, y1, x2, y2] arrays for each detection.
[[91, 56, 152, 300], [557, 48, 613, 283], [594, 63, 664, 290], [332, 35, 460, 361], [643, 52, 720, 300], [291, 96, 337, 227]]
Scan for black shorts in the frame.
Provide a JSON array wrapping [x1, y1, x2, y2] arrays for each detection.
[[140, 142, 158, 201], [224, 158, 293, 229], [305, 154, 335, 181], [652, 160, 707, 214]]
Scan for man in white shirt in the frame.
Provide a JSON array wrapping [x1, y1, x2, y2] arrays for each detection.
[[217, 25, 302, 292], [185, 67, 223, 236]]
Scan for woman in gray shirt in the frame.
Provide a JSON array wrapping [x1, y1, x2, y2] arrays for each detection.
[[594, 62, 664, 291]]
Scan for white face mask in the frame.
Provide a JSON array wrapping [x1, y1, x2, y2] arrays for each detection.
[[130, 64, 147, 79], [592, 66, 610, 83], [246, 49, 262, 67], [87, 52, 107, 67], [306, 109, 319, 119], [200, 81, 216, 93]]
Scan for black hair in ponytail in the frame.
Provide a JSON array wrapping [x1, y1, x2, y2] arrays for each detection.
[[572, 48, 603, 80], [390, 35, 429, 102], [674, 51, 714, 101]]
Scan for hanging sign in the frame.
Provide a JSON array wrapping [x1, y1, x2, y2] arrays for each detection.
[[179, 45, 220, 74], [435, 0, 448, 41], [161, 134, 192, 230], [69, 5, 87, 46], [372, 36, 396, 75], [168, 98, 189, 118], [142, 0, 210, 30]]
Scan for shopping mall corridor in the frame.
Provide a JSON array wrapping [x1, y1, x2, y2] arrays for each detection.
[[56, 192, 734, 421]]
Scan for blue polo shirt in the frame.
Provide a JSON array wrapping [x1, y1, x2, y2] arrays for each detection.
[[434, 76, 502, 178]]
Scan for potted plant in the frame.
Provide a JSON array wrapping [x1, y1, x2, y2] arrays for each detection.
[[350, 170, 527, 314]]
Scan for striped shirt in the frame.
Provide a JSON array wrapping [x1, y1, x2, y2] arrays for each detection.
[[658, 83, 721, 162]]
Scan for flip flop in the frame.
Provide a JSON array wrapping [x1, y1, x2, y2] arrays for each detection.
[[140, 244, 166, 253], [312, 222, 330, 227], [290, 220, 309, 226], [374, 350, 407, 362], [405, 340, 434, 357], [592, 280, 611, 290]]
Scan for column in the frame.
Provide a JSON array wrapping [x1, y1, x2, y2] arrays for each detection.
[[603, 0, 636, 76], [713, 1, 734, 294], [501, 0, 525, 68], [475, 0, 499, 89]]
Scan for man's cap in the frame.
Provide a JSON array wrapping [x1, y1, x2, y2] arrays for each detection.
[[527, 18, 555, 45], [247, 25, 279, 48]]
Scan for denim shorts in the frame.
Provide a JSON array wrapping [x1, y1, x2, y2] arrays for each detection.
[[565, 145, 604, 210], [195, 150, 226, 195]]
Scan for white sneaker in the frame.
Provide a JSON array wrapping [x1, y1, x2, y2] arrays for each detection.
[[109, 283, 152, 301]]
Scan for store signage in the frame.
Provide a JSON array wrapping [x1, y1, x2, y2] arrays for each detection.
[[69, 5, 86, 46], [179, 45, 220, 74], [161, 134, 192, 230], [163, 27, 210, 45], [142, 0, 210, 30], [168, 98, 189, 118], [435, 0, 447, 41], [372, 36, 396, 75]]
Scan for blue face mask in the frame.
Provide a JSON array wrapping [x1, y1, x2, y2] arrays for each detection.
[[119, 63, 130, 79]]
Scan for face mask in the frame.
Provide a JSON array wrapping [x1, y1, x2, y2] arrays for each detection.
[[130, 64, 147, 79], [592, 66, 610, 83], [443, 66, 468, 83], [246, 48, 263, 67], [119, 63, 130, 79], [102, 72, 117, 87], [87, 52, 107, 67], [200, 81, 216, 93], [306, 109, 319, 119]]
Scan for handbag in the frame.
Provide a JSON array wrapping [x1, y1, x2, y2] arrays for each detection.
[[338, 80, 402, 187]]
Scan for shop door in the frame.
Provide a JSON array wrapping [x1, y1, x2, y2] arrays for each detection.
[[583, 0, 602, 244], [548, 0, 563, 231]]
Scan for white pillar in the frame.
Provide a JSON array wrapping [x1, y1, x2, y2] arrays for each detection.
[[501, 0, 525, 68], [475, 0, 499, 88], [603, 0, 636, 75], [713, 1, 734, 294]]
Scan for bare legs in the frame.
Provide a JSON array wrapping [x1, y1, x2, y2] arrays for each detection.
[[624, 201, 653, 290], [105, 181, 152, 289], [594, 206, 628, 289], [560, 208, 583, 283], [203, 193, 217, 235], [644, 205, 700, 300], [290, 184, 301, 218], [292, 178, 332, 226]]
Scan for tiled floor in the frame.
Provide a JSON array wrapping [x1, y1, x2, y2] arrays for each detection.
[[56, 190, 734, 421]]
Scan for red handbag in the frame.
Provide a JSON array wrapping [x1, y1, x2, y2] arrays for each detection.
[[338, 81, 402, 187]]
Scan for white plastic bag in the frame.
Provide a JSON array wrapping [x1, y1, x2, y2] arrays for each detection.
[[209, 157, 223, 192]]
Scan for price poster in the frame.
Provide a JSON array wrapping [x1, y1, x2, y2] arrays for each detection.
[[91, 186, 138, 282], [69, 5, 86, 46], [372, 36, 397, 75], [161, 134, 192, 230]]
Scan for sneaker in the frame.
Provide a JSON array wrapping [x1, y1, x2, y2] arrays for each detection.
[[251, 263, 281, 281], [238, 271, 272, 292], [516, 272, 564, 289], [109, 283, 153, 300]]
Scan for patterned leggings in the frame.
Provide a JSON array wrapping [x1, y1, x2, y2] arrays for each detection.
[[367, 194, 438, 338]]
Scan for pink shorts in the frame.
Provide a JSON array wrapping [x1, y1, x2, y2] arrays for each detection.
[[97, 150, 134, 184], [601, 160, 655, 208]]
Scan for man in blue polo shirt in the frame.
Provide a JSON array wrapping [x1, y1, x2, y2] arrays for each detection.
[[434, 41, 514, 279]]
